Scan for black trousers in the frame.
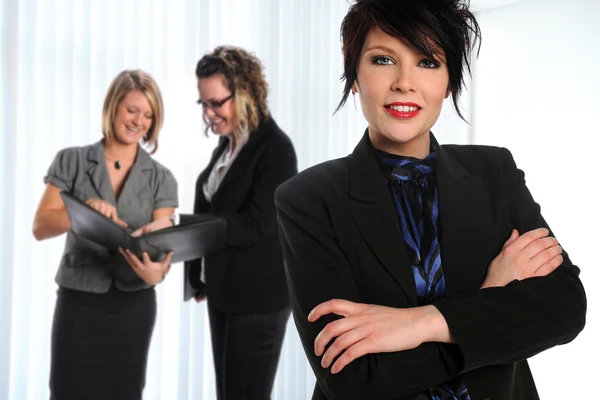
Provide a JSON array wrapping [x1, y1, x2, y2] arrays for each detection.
[[207, 302, 290, 400], [49, 285, 156, 400]]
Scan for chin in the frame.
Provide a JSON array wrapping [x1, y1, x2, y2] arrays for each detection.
[[115, 134, 144, 145], [378, 130, 418, 145], [390, 134, 421, 144], [213, 127, 232, 136]]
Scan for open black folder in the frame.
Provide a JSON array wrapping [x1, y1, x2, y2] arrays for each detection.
[[60, 191, 226, 264]]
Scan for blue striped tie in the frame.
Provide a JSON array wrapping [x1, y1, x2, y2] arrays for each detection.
[[377, 150, 471, 400], [382, 152, 445, 305]]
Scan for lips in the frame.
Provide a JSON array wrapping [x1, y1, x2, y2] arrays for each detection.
[[384, 102, 422, 119], [211, 117, 226, 130], [125, 125, 141, 135]]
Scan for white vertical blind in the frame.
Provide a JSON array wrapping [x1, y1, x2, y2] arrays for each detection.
[[0, 1, 365, 399]]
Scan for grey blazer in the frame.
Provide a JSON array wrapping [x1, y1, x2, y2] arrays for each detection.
[[44, 140, 178, 292]]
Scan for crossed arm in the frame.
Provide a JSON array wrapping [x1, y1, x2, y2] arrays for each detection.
[[307, 227, 562, 375]]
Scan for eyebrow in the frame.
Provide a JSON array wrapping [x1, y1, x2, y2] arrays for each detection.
[[364, 43, 446, 63], [364, 45, 397, 54], [124, 104, 153, 114]]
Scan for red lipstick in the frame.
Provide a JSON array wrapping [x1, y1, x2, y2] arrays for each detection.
[[384, 102, 422, 119]]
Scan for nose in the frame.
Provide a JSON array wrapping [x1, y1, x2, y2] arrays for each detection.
[[391, 64, 416, 93], [132, 112, 143, 127], [203, 106, 216, 118]]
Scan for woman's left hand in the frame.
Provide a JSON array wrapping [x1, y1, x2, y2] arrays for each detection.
[[119, 248, 173, 285], [310, 299, 449, 374], [131, 216, 173, 237]]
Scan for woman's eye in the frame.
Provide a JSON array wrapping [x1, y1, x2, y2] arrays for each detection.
[[372, 56, 394, 65], [419, 59, 440, 69]]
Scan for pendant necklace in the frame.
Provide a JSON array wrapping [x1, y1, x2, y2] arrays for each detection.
[[105, 155, 132, 170]]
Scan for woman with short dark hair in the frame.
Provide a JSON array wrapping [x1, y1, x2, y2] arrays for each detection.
[[275, 1, 586, 399]]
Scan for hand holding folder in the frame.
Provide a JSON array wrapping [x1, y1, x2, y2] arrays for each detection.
[[60, 191, 226, 264]]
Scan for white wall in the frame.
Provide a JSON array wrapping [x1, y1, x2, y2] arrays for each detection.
[[472, 0, 599, 397]]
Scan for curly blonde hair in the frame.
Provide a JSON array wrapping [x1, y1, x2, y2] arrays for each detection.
[[195, 46, 270, 141], [102, 69, 164, 154]]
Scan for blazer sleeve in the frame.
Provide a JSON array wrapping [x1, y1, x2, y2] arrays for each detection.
[[275, 176, 464, 400], [221, 135, 297, 248], [433, 147, 587, 372]]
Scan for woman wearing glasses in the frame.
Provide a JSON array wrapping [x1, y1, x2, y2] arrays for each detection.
[[187, 46, 297, 400]]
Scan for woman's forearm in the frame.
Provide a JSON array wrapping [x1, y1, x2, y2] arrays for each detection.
[[419, 304, 455, 344], [32, 208, 71, 241]]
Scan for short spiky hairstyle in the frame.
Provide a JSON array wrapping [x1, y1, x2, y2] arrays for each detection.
[[195, 46, 270, 141], [336, 0, 481, 121]]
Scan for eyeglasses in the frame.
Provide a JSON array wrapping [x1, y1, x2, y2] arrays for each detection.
[[196, 94, 234, 110]]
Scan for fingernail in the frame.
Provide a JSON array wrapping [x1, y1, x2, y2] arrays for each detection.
[[331, 366, 338, 374]]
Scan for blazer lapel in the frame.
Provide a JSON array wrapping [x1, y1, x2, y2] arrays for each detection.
[[117, 146, 153, 208], [212, 118, 273, 202], [86, 141, 116, 204], [347, 132, 419, 306], [436, 143, 498, 296], [194, 136, 229, 213], [203, 136, 229, 183]]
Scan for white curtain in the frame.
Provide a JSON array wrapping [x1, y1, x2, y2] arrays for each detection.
[[5, 0, 595, 399], [0, 1, 374, 399]]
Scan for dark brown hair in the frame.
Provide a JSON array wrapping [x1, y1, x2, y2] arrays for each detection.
[[336, 0, 481, 121]]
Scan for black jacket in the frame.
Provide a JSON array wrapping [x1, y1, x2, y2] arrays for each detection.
[[275, 132, 586, 400], [184, 117, 297, 313]]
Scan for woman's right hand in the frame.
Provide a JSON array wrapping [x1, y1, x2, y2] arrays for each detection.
[[119, 248, 173, 285], [481, 228, 563, 289], [85, 198, 127, 227]]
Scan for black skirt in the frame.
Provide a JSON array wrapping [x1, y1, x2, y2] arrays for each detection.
[[49, 284, 156, 400]]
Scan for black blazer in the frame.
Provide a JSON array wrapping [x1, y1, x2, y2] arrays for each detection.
[[183, 117, 297, 313], [275, 132, 586, 400]]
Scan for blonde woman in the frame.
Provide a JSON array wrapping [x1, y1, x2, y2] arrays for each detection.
[[187, 46, 297, 399], [33, 70, 177, 400]]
